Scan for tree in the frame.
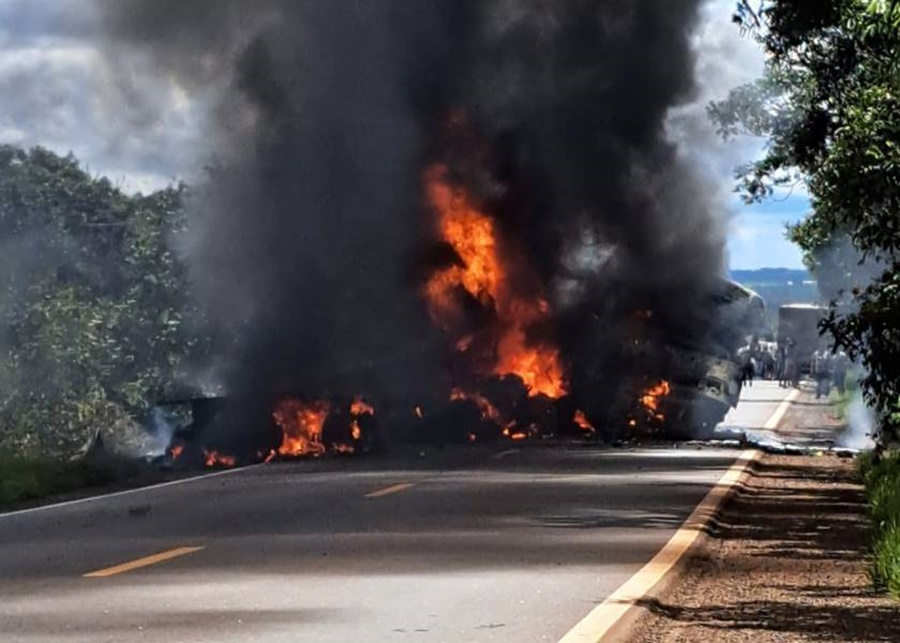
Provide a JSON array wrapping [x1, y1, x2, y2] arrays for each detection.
[[0, 146, 202, 456], [710, 1, 900, 440]]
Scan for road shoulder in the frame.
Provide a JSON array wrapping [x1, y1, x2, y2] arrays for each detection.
[[629, 391, 900, 643]]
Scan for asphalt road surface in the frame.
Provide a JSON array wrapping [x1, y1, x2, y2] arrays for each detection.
[[0, 383, 792, 643]]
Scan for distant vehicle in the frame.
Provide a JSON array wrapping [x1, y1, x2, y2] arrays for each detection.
[[778, 303, 828, 373]]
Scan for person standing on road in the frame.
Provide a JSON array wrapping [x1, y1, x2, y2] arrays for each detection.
[[741, 349, 755, 387], [776, 342, 786, 386], [763, 348, 775, 380], [812, 347, 832, 399], [832, 350, 850, 395], [783, 339, 799, 388]]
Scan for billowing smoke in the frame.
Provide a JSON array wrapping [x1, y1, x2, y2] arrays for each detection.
[[98, 1, 725, 447], [841, 390, 876, 451]]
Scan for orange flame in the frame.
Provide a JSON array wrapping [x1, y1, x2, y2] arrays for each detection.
[[273, 399, 329, 456], [349, 396, 374, 442], [450, 387, 502, 422], [169, 444, 184, 459], [424, 164, 566, 398], [503, 427, 528, 440], [350, 397, 375, 416], [640, 380, 671, 421], [204, 450, 236, 468], [573, 410, 595, 433]]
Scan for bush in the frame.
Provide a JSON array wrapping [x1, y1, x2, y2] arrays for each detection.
[[0, 454, 120, 509], [873, 526, 900, 596], [861, 452, 900, 595]]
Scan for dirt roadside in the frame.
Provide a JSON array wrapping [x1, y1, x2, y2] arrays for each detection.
[[628, 387, 900, 643]]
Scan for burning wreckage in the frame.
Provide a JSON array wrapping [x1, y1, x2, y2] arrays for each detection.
[[92, 2, 766, 470], [160, 282, 762, 469], [157, 166, 763, 469]]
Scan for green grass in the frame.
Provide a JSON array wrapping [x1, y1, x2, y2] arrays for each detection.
[[0, 454, 120, 510], [860, 451, 900, 596]]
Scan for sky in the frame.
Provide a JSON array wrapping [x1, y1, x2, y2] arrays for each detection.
[[0, 0, 809, 271]]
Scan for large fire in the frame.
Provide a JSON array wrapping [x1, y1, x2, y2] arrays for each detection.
[[424, 164, 566, 398], [273, 399, 330, 456]]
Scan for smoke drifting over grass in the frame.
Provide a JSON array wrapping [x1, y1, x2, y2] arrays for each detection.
[[98, 1, 726, 444]]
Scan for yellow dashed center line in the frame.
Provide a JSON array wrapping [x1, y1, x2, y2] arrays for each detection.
[[83, 546, 204, 578], [365, 483, 413, 499]]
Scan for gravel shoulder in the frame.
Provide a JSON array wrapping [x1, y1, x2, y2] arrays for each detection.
[[629, 387, 900, 643]]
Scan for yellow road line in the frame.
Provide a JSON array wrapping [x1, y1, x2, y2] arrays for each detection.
[[83, 546, 204, 578], [365, 483, 413, 498], [559, 389, 799, 642]]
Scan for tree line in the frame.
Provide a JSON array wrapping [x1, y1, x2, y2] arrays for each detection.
[[0, 146, 203, 457]]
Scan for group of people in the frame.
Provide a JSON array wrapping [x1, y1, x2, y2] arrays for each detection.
[[737, 337, 787, 387], [811, 346, 851, 399], [737, 337, 851, 398]]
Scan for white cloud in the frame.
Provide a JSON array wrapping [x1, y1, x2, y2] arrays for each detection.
[[727, 217, 805, 269], [0, 0, 205, 193], [726, 193, 809, 269]]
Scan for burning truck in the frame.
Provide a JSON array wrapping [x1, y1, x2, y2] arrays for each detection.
[[636, 279, 765, 439], [157, 123, 764, 467], [96, 2, 756, 468], [162, 281, 761, 468], [158, 157, 763, 466]]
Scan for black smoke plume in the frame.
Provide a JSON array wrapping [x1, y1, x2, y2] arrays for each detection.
[[99, 0, 725, 449]]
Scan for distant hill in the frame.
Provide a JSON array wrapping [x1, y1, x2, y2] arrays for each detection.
[[728, 268, 820, 338], [729, 268, 814, 286]]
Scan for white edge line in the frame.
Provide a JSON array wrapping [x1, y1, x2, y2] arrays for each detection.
[[764, 388, 802, 430], [0, 464, 263, 520], [557, 450, 757, 643], [558, 387, 800, 643]]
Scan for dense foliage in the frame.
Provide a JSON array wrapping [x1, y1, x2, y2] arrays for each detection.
[[0, 146, 201, 457], [859, 450, 900, 594], [711, 0, 900, 440]]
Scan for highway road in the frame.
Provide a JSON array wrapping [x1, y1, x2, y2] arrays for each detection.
[[0, 382, 793, 643]]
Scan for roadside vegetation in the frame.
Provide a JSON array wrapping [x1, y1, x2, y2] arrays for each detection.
[[0, 146, 205, 461], [859, 452, 900, 596], [0, 452, 123, 510], [0, 146, 206, 508]]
